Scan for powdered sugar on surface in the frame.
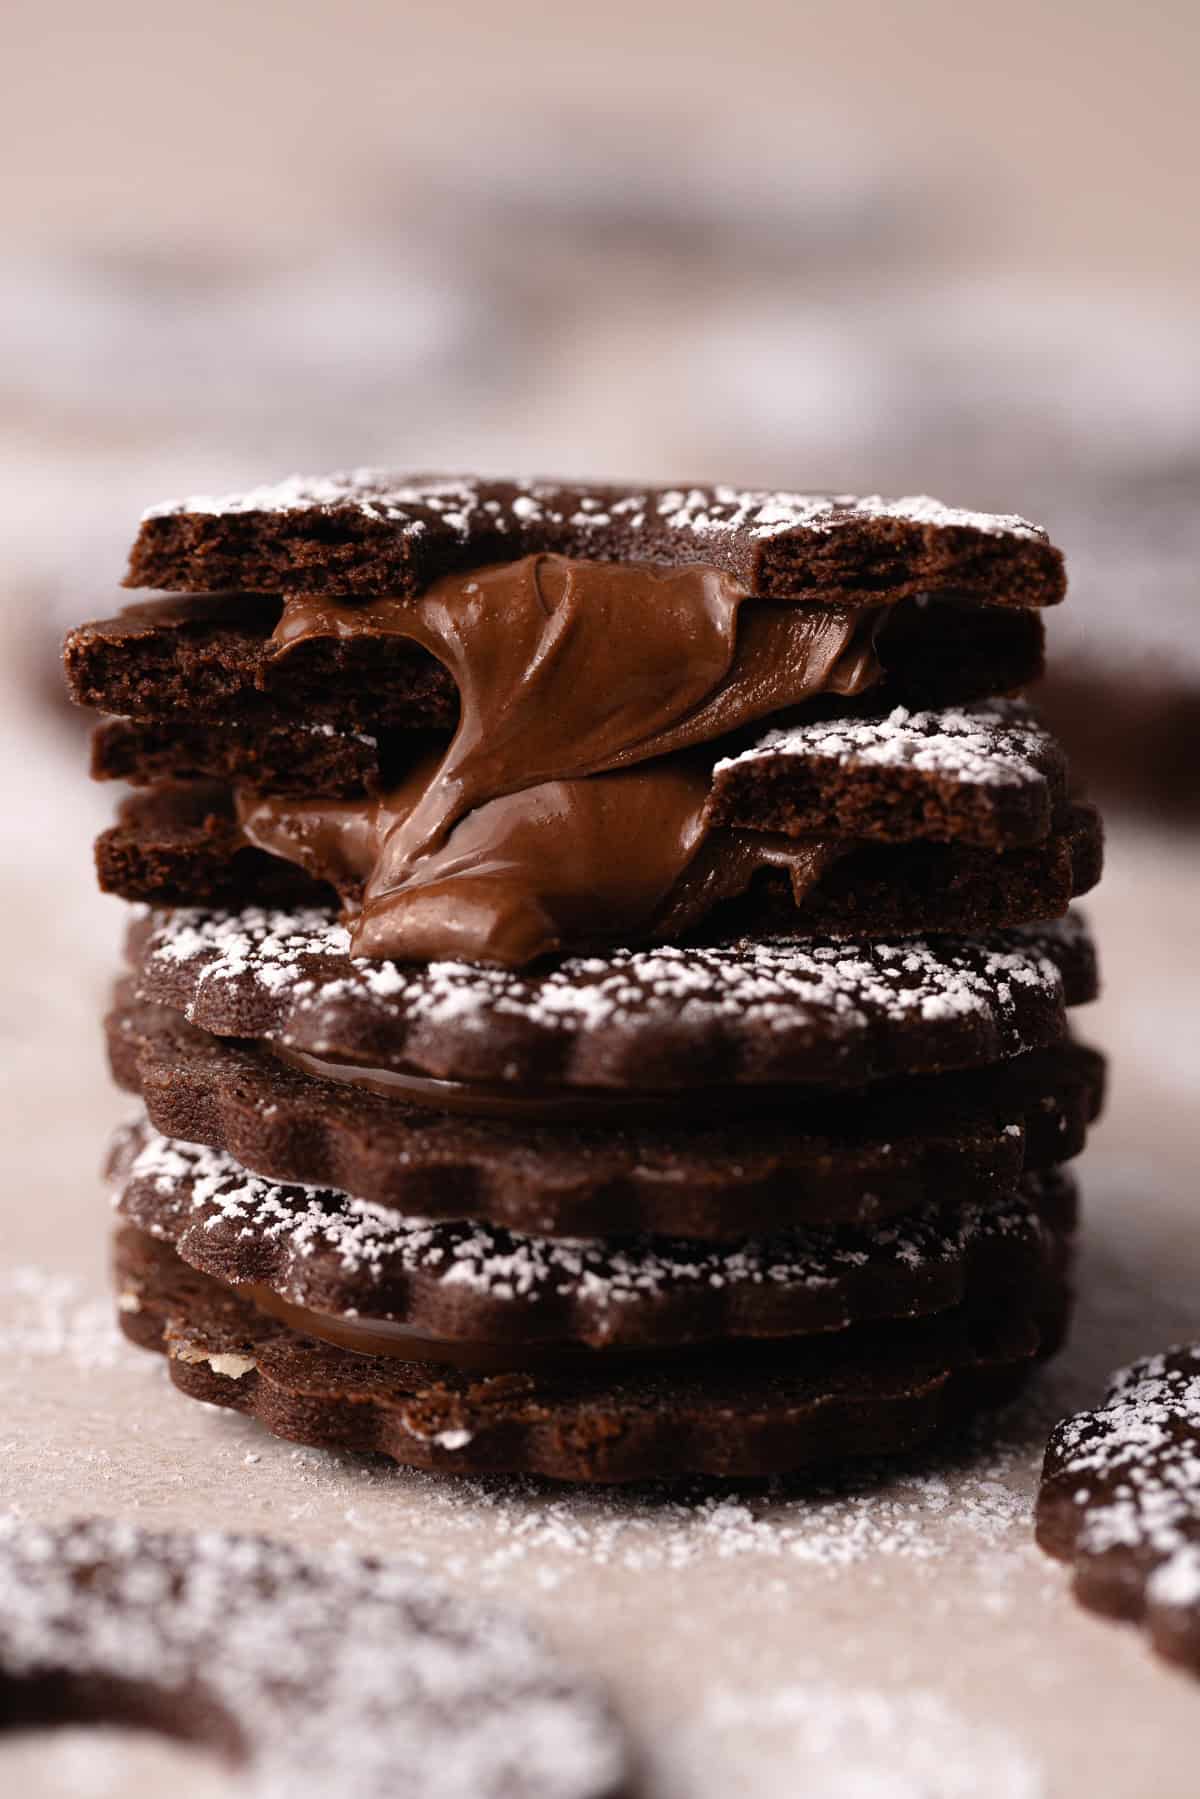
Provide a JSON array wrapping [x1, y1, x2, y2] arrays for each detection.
[[0, 1518, 628, 1799], [111, 1120, 1051, 1325], [0, 1267, 123, 1370], [654, 1682, 1046, 1799], [714, 700, 1056, 788], [332, 1426, 1044, 1588], [141, 472, 1046, 546]]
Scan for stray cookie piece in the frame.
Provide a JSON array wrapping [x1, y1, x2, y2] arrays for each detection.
[[0, 1517, 631, 1799], [1037, 1345, 1200, 1674]]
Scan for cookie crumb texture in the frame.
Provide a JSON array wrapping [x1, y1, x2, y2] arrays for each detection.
[[1037, 1346, 1200, 1674], [0, 1517, 632, 1799], [127, 474, 1064, 604]]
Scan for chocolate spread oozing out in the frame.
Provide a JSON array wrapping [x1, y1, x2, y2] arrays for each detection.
[[238, 554, 881, 964]]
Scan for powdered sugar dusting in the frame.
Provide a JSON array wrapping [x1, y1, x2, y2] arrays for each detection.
[[0, 1517, 628, 1799], [141, 472, 1046, 547], [1041, 1345, 1200, 1623], [329, 1401, 1049, 1590], [714, 700, 1057, 789], [112, 1121, 1057, 1343], [661, 484, 1044, 543], [136, 903, 1090, 1087]]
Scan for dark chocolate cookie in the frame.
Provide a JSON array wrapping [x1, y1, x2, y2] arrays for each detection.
[[65, 593, 459, 734], [125, 476, 1065, 605], [1037, 1346, 1200, 1674], [107, 990, 1103, 1237], [93, 713, 387, 798], [0, 1517, 631, 1798], [95, 782, 1103, 935], [708, 700, 1069, 849], [109, 1115, 1073, 1357], [64, 591, 1046, 734], [115, 1225, 1067, 1482], [126, 903, 1098, 1091]]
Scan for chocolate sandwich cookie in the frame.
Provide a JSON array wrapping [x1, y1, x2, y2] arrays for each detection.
[[0, 1518, 632, 1799], [110, 1117, 1074, 1363], [115, 1223, 1069, 1482], [1037, 1345, 1200, 1674], [107, 990, 1104, 1237], [71, 580, 1052, 967], [95, 781, 1103, 941], [75, 519, 1064, 963], [126, 903, 1098, 1093], [124, 476, 1066, 604]]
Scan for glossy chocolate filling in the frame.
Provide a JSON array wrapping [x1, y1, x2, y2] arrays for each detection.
[[239, 1282, 725, 1373], [237, 554, 884, 965], [269, 1043, 825, 1124]]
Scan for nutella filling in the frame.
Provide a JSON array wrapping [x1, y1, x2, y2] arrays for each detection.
[[269, 1043, 827, 1124], [244, 554, 883, 965], [237, 1282, 788, 1373]]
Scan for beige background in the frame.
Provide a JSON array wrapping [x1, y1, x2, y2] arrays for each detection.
[[2, 1, 1199, 1792]]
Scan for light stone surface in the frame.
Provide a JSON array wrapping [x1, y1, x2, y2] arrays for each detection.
[[2, 669, 1199, 1797]]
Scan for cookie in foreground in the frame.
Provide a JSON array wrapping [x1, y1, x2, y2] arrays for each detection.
[[0, 1516, 631, 1798]]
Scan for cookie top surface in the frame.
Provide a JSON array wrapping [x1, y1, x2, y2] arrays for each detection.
[[128, 905, 1097, 1090], [141, 472, 1042, 541], [126, 473, 1064, 603], [0, 1517, 630, 1799], [111, 1118, 1065, 1353], [713, 700, 1060, 792]]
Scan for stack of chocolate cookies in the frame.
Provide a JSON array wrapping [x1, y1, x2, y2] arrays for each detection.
[[65, 477, 1104, 1482]]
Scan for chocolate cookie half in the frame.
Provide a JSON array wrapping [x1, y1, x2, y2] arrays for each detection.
[[115, 1224, 1069, 1482], [124, 476, 1066, 604], [125, 904, 1098, 1092], [708, 700, 1070, 849], [108, 990, 1104, 1237], [109, 1117, 1075, 1361]]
